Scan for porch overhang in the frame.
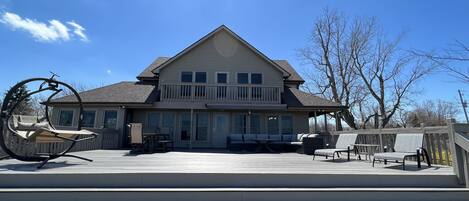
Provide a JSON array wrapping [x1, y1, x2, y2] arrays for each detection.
[[206, 103, 287, 110]]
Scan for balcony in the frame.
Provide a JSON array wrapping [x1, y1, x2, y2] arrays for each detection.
[[160, 83, 282, 104]]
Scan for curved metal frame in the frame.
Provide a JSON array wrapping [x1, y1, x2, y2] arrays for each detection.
[[0, 77, 95, 167]]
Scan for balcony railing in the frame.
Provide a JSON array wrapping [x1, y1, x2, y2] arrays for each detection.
[[160, 83, 282, 104]]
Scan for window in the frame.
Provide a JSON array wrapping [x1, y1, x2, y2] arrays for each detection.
[[216, 73, 228, 84], [233, 114, 247, 134], [195, 113, 208, 141], [103, 110, 118, 129], [250, 114, 261, 134], [195, 72, 207, 83], [82, 110, 96, 128], [180, 113, 191, 141], [194, 72, 207, 97], [162, 112, 175, 137], [237, 73, 249, 84], [267, 115, 279, 134], [251, 73, 262, 84], [147, 112, 161, 132], [217, 73, 228, 98], [281, 116, 293, 134], [58, 110, 74, 127], [181, 71, 193, 82]]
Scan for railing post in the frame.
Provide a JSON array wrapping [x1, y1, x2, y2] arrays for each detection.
[[447, 118, 466, 185]]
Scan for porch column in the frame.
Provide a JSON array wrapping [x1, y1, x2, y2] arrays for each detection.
[[324, 113, 328, 134], [190, 108, 194, 149], [335, 112, 343, 131]]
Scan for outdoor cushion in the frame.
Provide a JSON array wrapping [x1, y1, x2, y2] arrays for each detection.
[[282, 135, 294, 142], [268, 135, 281, 141], [314, 148, 348, 157], [229, 134, 243, 141], [297, 133, 306, 141], [257, 134, 268, 140], [19, 115, 39, 123], [374, 152, 417, 161], [17, 122, 50, 131], [230, 140, 244, 144], [243, 134, 256, 143], [289, 141, 302, 145]]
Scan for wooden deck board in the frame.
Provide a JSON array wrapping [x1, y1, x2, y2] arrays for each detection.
[[0, 150, 454, 175]]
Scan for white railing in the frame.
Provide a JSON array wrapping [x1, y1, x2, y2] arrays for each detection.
[[160, 83, 282, 104]]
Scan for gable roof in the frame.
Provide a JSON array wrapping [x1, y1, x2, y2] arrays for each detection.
[[50, 82, 157, 104], [151, 25, 291, 77], [138, 57, 304, 82]]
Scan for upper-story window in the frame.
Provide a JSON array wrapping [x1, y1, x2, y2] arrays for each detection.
[[251, 73, 263, 84], [237, 73, 249, 84], [181, 72, 193, 82], [195, 72, 207, 83], [216, 72, 228, 84]]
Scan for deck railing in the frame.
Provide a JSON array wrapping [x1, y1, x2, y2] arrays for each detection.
[[448, 119, 469, 187], [0, 128, 120, 159], [330, 124, 453, 166], [160, 83, 282, 104], [331, 119, 469, 187]]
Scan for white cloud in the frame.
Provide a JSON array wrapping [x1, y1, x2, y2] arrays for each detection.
[[0, 12, 88, 42], [67, 21, 88, 42]]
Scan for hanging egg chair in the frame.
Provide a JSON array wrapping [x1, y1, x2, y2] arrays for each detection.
[[0, 75, 97, 168]]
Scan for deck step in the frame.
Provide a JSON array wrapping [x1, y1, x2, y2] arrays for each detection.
[[0, 172, 461, 188], [1, 187, 468, 201]]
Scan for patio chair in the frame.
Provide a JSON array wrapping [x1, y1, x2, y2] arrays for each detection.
[[128, 123, 144, 154], [313, 133, 358, 161], [227, 134, 244, 150], [372, 133, 431, 170]]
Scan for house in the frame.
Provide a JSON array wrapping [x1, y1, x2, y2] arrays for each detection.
[[49, 25, 345, 149]]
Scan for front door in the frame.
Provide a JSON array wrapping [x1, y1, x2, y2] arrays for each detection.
[[212, 113, 230, 148]]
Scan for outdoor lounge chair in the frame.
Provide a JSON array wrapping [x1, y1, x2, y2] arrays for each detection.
[[313, 133, 358, 161], [372, 133, 431, 170]]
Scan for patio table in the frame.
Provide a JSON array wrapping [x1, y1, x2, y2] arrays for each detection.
[[255, 139, 276, 153], [354, 144, 380, 161], [143, 133, 172, 153]]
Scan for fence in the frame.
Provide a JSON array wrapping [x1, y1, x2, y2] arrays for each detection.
[[0, 128, 120, 159], [330, 124, 453, 166]]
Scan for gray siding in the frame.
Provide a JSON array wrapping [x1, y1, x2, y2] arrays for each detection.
[[158, 30, 284, 87]]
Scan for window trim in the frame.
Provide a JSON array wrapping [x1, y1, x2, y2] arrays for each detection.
[[215, 72, 229, 84], [58, 109, 75, 127], [103, 110, 118, 129], [82, 109, 97, 128]]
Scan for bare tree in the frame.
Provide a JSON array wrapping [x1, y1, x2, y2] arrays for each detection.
[[350, 23, 438, 128], [404, 100, 459, 127], [300, 9, 364, 129], [412, 40, 469, 83]]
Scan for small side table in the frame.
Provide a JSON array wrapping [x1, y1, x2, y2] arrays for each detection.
[[354, 144, 380, 161]]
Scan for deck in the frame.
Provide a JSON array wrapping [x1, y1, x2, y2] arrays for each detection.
[[0, 150, 467, 201], [0, 150, 459, 188]]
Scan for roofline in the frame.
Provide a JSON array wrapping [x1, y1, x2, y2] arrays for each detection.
[[151, 25, 291, 77]]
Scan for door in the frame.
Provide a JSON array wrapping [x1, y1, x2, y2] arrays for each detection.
[[212, 113, 230, 148]]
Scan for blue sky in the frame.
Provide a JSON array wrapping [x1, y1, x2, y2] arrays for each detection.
[[0, 0, 468, 109]]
